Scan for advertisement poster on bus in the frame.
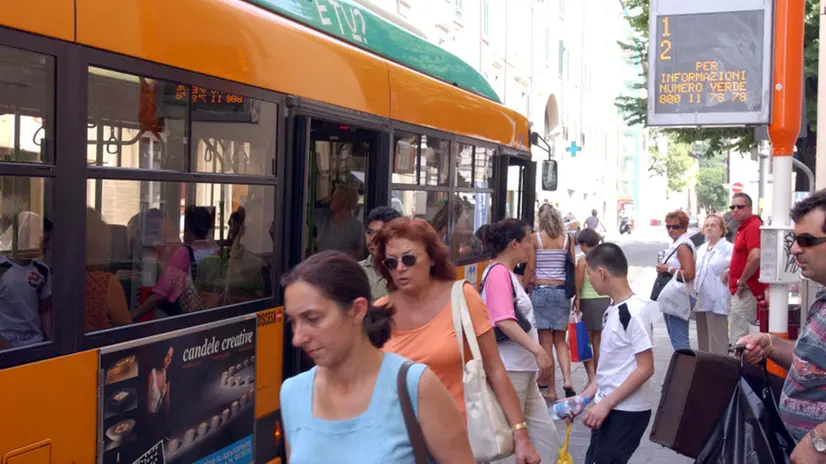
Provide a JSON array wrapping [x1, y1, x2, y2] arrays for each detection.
[[99, 316, 257, 464]]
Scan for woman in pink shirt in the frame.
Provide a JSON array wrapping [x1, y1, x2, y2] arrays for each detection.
[[480, 219, 561, 462]]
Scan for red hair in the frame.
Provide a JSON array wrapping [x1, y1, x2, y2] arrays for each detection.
[[372, 217, 456, 291], [665, 210, 690, 230]]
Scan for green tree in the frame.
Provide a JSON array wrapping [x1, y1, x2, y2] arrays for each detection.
[[696, 157, 729, 211], [618, 0, 819, 190], [649, 140, 694, 193]]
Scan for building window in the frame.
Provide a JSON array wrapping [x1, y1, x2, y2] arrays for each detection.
[[482, 0, 489, 38], [558, 40, 566, 77], [455, 0, 463, 20]]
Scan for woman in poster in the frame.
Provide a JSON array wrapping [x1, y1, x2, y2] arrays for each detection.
[[147, 346, 173, 416]]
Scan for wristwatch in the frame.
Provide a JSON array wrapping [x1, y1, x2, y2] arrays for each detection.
[[810, 428, 826, 454]]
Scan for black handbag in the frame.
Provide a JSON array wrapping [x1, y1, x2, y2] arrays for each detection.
[[564, 234, 576, 299], [481, 263, 532, 342], [695, 356, 796, 463], [651, 247, 680, 301]]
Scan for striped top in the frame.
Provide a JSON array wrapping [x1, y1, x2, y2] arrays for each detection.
[[779, 295, 826, 441], [534, 233, 569, 281]]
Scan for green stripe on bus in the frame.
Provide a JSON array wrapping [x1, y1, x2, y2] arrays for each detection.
[[245, 0, 502, 103]]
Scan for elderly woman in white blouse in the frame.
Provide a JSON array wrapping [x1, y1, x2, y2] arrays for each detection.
[[694, 214, 734, 355]]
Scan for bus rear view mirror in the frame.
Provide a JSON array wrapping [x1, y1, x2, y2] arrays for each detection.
[[541, 159, 558, 191]]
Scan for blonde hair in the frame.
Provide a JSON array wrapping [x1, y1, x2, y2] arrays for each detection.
[[538, 206, 564, 238], [704, 214, 727, 236]]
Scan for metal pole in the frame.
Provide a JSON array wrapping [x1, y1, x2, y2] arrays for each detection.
[[818, 0, 826, 191], [758, 140, 770, 217], [766, 0, 805, 377], [792, 158, 816, 193]]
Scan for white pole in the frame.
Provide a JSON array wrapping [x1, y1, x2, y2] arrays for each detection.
[[769, 155, 793, 337], [818, 0, 826, 190]]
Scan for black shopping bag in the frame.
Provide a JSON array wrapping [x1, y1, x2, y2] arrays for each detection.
[[695, 357, 796, 464]]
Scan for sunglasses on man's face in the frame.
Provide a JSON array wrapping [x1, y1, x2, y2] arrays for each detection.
[[794, 233, 826, 248], [666, 225, 682, 230], [730, 204, 748, 211], [382, 254, 417, 270]]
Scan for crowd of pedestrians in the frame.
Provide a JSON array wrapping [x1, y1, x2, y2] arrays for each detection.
[[277, 190, 826, 462]]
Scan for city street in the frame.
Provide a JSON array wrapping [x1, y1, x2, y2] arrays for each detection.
[[551, 234, 695, 463]]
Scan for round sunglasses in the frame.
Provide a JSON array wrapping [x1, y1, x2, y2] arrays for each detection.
[[382, 254, 417, 270]]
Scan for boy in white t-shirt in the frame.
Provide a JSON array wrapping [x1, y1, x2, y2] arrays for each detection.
[[575, 243, 655, 464]]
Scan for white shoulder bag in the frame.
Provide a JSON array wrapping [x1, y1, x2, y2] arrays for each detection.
[[450, 280, 514, 461], [657, 270, 696, 321]]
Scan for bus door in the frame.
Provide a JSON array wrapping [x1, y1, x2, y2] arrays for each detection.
[[283, 108, 388, 375], [496, 153, 537, 226]]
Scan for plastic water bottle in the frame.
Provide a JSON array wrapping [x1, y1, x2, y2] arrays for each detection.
[[549, 396, 591, 421]]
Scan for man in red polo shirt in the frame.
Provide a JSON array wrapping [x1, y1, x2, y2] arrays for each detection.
[[724, 193, 766, 346]]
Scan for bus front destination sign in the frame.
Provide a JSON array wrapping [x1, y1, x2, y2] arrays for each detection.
[[647, 0, 773, 127]]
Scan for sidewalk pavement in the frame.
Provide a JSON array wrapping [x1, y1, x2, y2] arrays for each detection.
[[548, 266, 695, 463]]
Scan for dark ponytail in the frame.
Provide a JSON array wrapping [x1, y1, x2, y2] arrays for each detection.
[[483, 218, 528, 254], [282, 250, 395, 348]]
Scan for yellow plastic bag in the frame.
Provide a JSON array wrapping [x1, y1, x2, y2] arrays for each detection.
[[557, 421, 574, 464]]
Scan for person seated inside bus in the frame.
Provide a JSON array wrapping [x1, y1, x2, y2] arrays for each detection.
[[196, 207, 269, 307], [85, 207, 131, 332], [313, 184, 364, 259], [0, 211, 53, 348], [128, 210, 203, 320], [183, 206, 220, 269]]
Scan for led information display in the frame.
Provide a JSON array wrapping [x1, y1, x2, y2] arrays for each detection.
[[647, 0, 773, 127]]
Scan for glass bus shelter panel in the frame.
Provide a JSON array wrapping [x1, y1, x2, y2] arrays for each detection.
[[0, 176, 53, 351], [303, 121, 372, 261], [84, 179, 275, 333], [0, 45, 54, 164]]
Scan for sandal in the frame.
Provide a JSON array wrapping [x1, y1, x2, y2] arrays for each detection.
[[538, 385, 558, 402]]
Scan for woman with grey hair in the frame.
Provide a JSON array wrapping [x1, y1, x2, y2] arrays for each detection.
[[526, 205, 575, 401]]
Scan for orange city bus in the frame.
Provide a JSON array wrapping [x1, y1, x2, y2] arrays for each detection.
[[0, 0, 542, 462]]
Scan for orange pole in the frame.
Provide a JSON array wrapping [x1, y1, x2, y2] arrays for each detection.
[[766, 0, 805, 379], [768, 0, 805, 156]]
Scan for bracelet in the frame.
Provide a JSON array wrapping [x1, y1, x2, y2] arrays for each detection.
[[765, 333, 773, 357], [511, 422, 528, 433]]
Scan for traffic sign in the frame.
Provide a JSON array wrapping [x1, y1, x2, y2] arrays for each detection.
[[732, 182, 744, 193], [647, 0, 773, 127]]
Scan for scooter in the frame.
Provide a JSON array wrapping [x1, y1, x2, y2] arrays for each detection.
[[619, 216, 632, 235]]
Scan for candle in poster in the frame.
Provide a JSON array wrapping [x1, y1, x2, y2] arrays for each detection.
[[99, 316, 257, 464]]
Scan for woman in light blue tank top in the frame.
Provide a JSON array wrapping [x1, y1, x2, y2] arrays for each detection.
[[280, 251, 474, 464]]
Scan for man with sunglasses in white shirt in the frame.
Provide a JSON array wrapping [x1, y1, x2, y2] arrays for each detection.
[[724, 192, 766, 346], [738, 189, 826, 462]]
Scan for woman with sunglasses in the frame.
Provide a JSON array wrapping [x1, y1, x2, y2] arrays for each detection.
[[655, 210, 696, 351], [281, 251, 474, 463], [694, 214, 733, 355], [480, 218, 561, 462], [375, 217, 541, 464]]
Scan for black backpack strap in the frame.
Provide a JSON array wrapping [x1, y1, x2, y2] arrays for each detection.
[[398, 360, 428, 464], [185, 244, 197, 279], [481, 263, 516, 299]]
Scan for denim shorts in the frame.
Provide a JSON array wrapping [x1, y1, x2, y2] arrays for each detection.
[[530, 285, 570, 331]]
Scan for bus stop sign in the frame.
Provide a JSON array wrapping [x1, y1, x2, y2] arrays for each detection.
[[647, 0, 773, 127]]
